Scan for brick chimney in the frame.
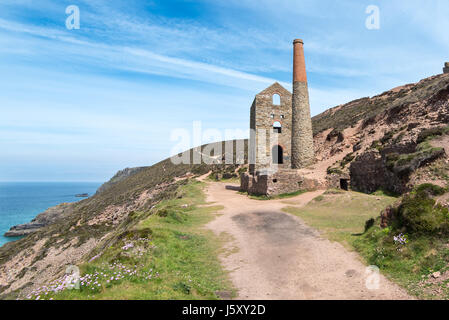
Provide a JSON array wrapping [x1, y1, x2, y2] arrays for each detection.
[[291, 39, 315, 169], [444, 62, 449, 74]]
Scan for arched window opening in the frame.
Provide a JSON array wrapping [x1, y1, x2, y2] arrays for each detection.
[[273, 121, 282, 134], [272, 145, 283, 164], [273, 94, 281, 105]]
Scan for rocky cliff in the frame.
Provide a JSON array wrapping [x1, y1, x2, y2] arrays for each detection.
[[311, 73, 449, 195]]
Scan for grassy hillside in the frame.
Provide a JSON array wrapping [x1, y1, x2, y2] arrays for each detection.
[[23, 180, 234, 300], [1, 72, 448, 299], [311, 74, 449, 135], [0, 142, 245, 299]]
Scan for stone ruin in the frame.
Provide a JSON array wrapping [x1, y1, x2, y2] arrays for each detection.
[[240, 39, 318, 196], [444, 62, 449, 74]]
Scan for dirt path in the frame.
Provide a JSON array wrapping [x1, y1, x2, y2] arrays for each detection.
[[205, 182, 412, 300]]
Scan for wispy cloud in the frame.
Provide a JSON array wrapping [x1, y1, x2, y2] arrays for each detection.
[[1, 0, 448, 181]]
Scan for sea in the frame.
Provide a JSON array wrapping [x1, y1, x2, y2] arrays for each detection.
[[0, 182, 102, 247]]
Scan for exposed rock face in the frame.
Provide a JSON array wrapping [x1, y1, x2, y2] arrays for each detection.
[[4, 203, 74, 237], [350, 144, 446, 194], [350, 151, 389, 194], [320, 74, 449, 194]]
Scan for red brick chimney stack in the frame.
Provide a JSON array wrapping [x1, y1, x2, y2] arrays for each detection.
[[293, 39, 307, 83], [291, 38, 315, 169]]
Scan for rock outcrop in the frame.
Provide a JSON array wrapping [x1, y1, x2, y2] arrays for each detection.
[[4, 203, 75, 237]]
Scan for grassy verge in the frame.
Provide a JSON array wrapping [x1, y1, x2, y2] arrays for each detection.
[[353, 184, 449, 299], [283, 186, 449, 299], [243, 190, 308, 201], [283, 191, 397, 247], [26, 180, 234, 300]]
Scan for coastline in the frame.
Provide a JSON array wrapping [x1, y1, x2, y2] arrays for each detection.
[[0, 182, 102, 247]]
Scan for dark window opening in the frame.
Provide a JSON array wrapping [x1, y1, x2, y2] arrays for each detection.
[[340, 179, 349, 191], [273, 179, 278, 183], [272, 145, 283, 164], [273, 121, 282, 134]]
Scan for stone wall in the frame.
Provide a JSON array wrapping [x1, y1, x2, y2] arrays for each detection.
[[250, 83, 293, 173], [349, 150, 407, 194], [326, 173, 351, 190], [349, 150, 386, 193], [240, 169, 325, 196], [291, 81, 315, 168], [444, 62, 449, 74]]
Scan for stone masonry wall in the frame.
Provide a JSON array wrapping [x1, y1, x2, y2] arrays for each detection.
[[444, 62, 449, 74], [240, 169, 325, 196], [291, 81, 315, 168], [250, 83, 293, 173]]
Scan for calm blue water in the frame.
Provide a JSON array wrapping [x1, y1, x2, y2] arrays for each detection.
[[0, 182, 102, 247]]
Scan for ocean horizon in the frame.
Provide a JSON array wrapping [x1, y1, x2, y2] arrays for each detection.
[[0, 181, 102, 247]]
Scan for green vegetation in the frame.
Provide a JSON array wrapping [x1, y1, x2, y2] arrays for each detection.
[[323, 188, 345, 195], [312, 75, 449, 135], [417, 126, 449, 144], [247, 189, 308, 201], [340, 153, 355, 168], [386, 139, 445, 178], [207, 172, 239, 183], [372, 188, 400, 198], [285, 183, 449, 299], [26, 181, 234, 300], [370, 140, 383, 151], [420, 158, 449, 184], [326, 166, 343, 175], [283, 191, 397, 246], [354, 185, 449, 298]]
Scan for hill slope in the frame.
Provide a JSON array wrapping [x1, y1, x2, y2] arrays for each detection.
[[1, 73, 448, 299]]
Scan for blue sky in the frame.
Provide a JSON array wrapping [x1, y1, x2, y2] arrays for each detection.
[[1, 0, 448, 182]]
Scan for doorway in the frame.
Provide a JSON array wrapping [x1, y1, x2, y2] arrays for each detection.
[[272, 145, 283, 164], [340, 179, 349, 191]]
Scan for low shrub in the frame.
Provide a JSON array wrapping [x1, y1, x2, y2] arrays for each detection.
[[415, 183, 447, 197], [417, 126, 449, 144], [396, 190, 449, 235]]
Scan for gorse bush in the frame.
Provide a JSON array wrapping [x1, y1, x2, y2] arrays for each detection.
[[415, 183, 447, 197], [395, 184, 449, 235]]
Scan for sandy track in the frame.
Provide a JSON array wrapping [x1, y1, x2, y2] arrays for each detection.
[[205, 182, 412, 300]]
